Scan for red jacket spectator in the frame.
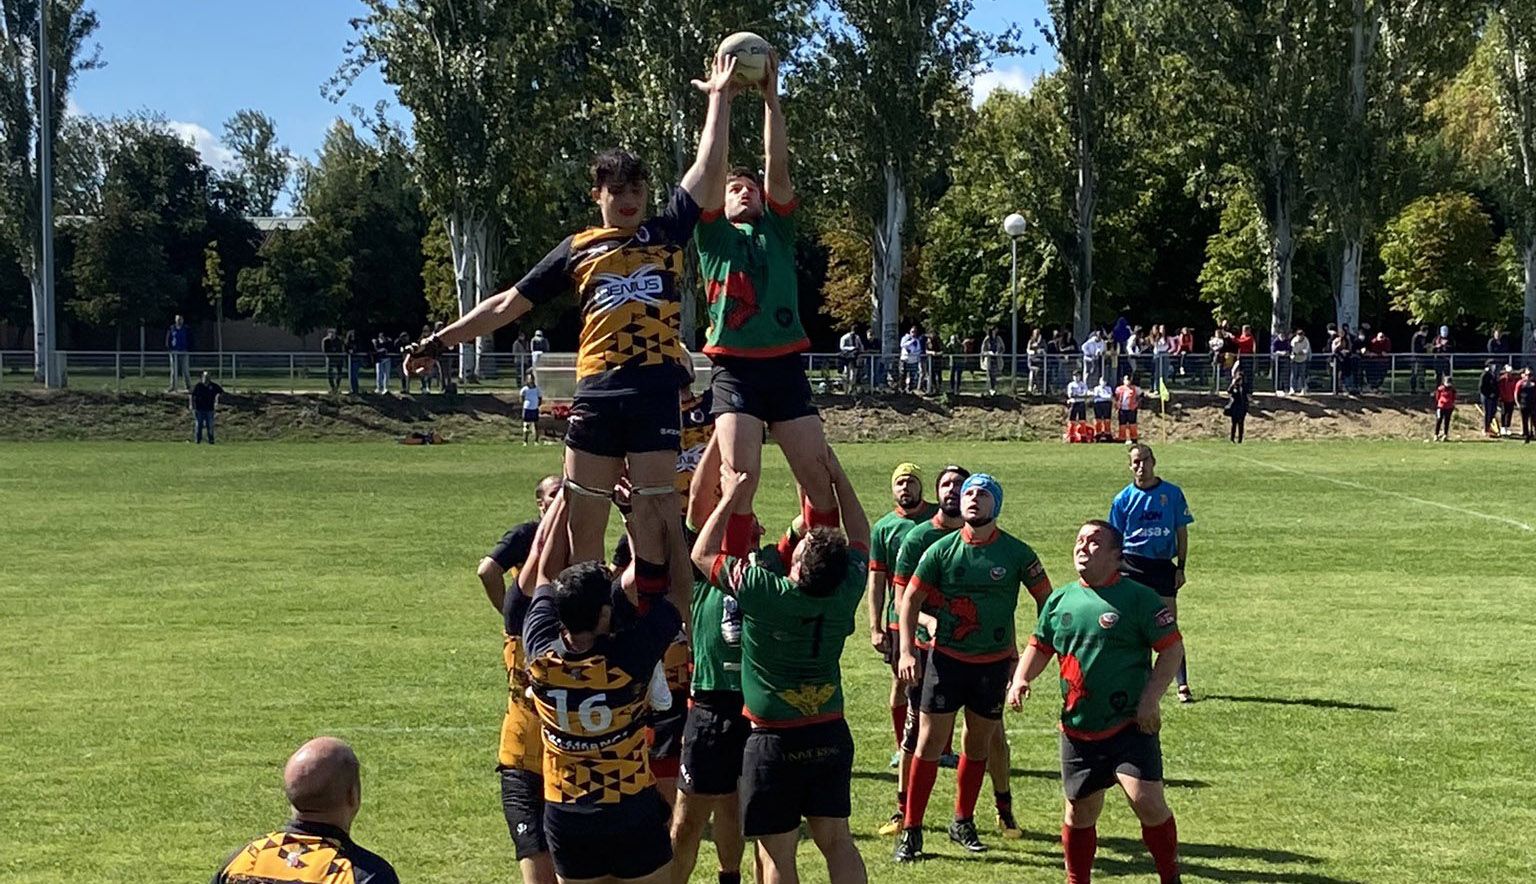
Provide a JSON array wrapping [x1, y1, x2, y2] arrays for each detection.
[[1368, 333, 1392, 355], [1435, 383, 1457, 410], [1236, 327, 1256, 354], [1499, 370, 1519, 404]]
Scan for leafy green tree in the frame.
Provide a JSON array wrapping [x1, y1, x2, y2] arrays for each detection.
[[1380, 192, 1500, 328], [236, 225, 350, 337], [222, 109, 292, 215], [1488, 1, 1536, 352]]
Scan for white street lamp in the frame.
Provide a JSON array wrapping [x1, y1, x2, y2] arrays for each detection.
[[1003, 213, 1027, 394]]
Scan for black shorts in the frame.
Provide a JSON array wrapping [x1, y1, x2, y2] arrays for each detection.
[[1060, 727, 1163, 801], [740, 718, 855, 836], [920, 652, 1010, 719], [545, 790, 673, 880], [648, 692, 688, 778], [680, 691, 751, 796], [565, 383, 681, 458], [522, 408, 539, 424], [499, 767, 547, 860], [1093, 401, 1112, 420], [709, 353, 818, 424], [1069, 402, 1087, 421], [1122, 554, 1178, 598], [882, 628, 901, 669], [1119, 409, 1138, 425]]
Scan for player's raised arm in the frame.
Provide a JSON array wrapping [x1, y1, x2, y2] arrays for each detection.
[[680, 55, 739, 212], [520, 490, 570, 597], [762, 51, 794, 208], [690, 469, 753, 580], [404, 286, 534, 376], [825, 448, 869, 550]]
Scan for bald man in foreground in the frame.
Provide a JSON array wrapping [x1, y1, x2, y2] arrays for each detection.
[[213, 737, 400, 884]]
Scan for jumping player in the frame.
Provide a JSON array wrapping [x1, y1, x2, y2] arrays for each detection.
[[1108, 444, 1194, 702], [405, 56, 742, 595], [894, 475, 1052, 862], [690, 453, 871, 884], [693, 50, 841, 558], [1008, 520, 1185, 884]]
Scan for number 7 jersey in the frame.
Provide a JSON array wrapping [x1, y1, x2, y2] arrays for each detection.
[[706, 546, 868, 726], [523, 584, 681, 805]]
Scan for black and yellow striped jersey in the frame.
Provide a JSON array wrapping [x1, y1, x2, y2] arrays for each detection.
[[212, 820, 398, 884], [524, 584, 681, 805], [513, 189, 701, 396], [498, 589, 542, 773], [675, 388, 716, 505]]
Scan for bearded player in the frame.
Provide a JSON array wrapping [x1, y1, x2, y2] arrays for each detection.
[[894, 475, 1052, 862], [693, 51, 841, 563], [1009, 520, 1184, 884], [406, 57, 741, 605]]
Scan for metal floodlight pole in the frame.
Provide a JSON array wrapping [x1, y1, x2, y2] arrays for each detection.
[[38, 1, 59, 388], [1003, 213, 1028, 395]]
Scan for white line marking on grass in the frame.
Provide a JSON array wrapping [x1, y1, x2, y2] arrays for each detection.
[[1217, 451, 1533, 533], [347, 725, 484, 735]]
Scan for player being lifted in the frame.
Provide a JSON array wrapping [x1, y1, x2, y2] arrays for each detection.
[[894, 475, 1052, 862], [692, 50, 841, 561], [405, 56, 743, 599]]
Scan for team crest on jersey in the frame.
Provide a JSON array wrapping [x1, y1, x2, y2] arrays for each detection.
[[779, 683, 837, 717], [1160, 494, 1168, 507], [990, 566, 1007, 581], [1098, 612, 1120, 629], [1155, 607, 1176, 628]]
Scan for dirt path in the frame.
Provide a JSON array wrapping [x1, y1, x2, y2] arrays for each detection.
[[0, 389, 1461, 443]]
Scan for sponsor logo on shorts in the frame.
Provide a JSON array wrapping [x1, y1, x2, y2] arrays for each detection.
[[990, 566, 1007, 581], [516, 822, 530, 835], [660, 427, 681, 436], [1098, 611, 1120, 629]]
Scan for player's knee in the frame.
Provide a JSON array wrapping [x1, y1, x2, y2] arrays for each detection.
[[1129, 791, 1171, 825]]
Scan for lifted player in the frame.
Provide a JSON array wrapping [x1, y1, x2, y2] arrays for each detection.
[[1009, 520, 1185, 884], [693, 51, 841, 557], [894, 475, 1051, 862], [406, 56, 742, 595]]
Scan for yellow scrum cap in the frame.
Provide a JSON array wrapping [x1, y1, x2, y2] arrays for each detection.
[[891, 462, 923, 485]]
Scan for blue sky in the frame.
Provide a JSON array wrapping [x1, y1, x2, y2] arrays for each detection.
[[72, 0, 1051, 174]]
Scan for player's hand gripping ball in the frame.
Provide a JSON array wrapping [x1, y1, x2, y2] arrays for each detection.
[[403, 335, 444, 377], [718, 31, 772, 87]]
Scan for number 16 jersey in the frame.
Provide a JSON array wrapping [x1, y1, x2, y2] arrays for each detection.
[[524, 584, 681, 806]]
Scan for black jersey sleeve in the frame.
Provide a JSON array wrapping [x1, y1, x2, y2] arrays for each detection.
[[514, 236, 575, 304], [654, 187, 703, 245], [488, 521, 538, 572]]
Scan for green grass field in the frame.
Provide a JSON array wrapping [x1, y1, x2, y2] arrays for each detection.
[[3, 440, 1533, 882]]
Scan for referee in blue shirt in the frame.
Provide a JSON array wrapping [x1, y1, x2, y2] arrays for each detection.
[[1109, 442, 1195, 702]]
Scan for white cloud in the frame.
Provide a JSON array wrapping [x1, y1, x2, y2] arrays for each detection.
[[167, 120, 236, 170], [972, 65, 1037, 106]]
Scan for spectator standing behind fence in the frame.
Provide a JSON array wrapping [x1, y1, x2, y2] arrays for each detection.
[[926, 330, 944, 394], [1488, 328, 1509, 356], [321, 328, 343, 393], [189, 371, 224, 445], [900, 326, 924, 392], [166, 314, 192, 392], [344, 331, 364, 395], [529, 328, 549, 369], [1226, 366, 1250, 444], [1479, 363, 1500, 438], [372, 333, 391, 394], [1082, 330, 1106, 387], [1027, 328, 1046, 394], [1329, 325, 1351, 393], [1366, 330, 1391, 392], [1288, 329, 1311, 394], [1517, 368, 1535, 443], [393, 332, 411, 393], [1433, 374, 1457, 442], [1409, 325, 1431, 394], [1498, 364, 1519, 437], [946, 333, 963, 395], [839, 325, 864, 392], [981, 327, 1005, 396], [1151, 326, 1170, 394]]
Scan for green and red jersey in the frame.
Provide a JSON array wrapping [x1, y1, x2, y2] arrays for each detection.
[[694, 197, 808, 358], [1030, 577, 1182, 740], [890, 516, 959, 648], [706, 546, 867, 726], [870, 502, 939, 632], [690, 578, 742, 694], [907, 526, 1051, 663]]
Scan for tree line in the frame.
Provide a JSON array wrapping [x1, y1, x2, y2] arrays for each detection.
[[2, 0, 1533, 371]]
